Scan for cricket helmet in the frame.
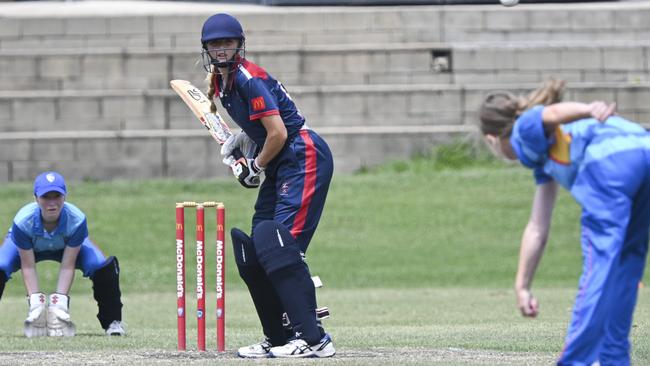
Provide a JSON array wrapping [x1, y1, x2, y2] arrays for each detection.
[[201, 13, 246, 71], [201, 13, 245, 44]]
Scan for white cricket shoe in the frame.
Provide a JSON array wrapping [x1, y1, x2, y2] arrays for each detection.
[[237, 338, 273, 358], [106, 320, 126, 336], [270, 333, 335, 358]]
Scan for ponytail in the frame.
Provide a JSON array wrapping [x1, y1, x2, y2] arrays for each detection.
[[479, 79, 565, 138], [206, 67, 218, 113]]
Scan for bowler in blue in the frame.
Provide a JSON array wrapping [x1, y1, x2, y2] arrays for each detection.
[[479, 79, 650, 366], [0, 171, 125, 337]]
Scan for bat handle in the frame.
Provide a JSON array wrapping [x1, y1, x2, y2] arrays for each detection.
[[231, 147, 244, 161]]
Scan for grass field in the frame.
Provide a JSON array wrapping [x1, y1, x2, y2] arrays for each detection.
[[0, 145, 648, 365]]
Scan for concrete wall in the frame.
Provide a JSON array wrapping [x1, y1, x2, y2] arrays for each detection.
[[4, 41, 650, 91], [0, 1, 649, 181]]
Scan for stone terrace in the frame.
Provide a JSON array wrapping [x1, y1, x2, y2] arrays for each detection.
[[0, 0, 648, 181]]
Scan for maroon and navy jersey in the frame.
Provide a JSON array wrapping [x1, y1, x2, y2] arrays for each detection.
[[215, 60, 305, 147]]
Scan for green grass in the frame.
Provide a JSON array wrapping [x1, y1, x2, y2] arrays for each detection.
[[0, 146, 646, 364]]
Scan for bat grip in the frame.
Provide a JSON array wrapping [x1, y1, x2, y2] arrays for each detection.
[[231, 147, 244, 161]]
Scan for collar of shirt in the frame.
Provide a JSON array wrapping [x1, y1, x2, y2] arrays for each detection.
[[31, 204, 67, 236], [216, 59, 242, 98]]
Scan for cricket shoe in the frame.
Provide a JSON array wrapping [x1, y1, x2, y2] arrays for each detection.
[[237, 338, 273, 358], [105, 320, 126, 336], [269, 333, 335, 358]]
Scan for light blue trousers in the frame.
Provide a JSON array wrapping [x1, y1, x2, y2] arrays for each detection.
[[559, 142, 650, 366], [0, 233, 107, 279]]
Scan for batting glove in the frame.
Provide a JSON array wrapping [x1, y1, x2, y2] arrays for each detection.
[[24, 292, 47, 338], [221, 132, 258, 165], [46, 293, 76, 337], [232, 157, 265, 189]]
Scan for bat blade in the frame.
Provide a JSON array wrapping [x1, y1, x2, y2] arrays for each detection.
[[170, 79, 233, 145]]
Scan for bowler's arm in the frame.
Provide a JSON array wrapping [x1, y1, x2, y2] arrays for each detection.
[[542, 101, 616, 128], [515, 181, 558, 317]]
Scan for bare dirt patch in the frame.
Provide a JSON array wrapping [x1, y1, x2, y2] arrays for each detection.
[[0, 347, 555, 365]]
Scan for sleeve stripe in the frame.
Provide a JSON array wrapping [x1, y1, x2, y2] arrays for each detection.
[[250, 110, 279, 121]]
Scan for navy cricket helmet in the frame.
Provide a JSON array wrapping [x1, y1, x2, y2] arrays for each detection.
[[201, 13, 246, 71], [201, 13, 245, 44]]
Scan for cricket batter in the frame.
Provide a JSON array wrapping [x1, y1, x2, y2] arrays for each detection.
[[199, 13, 335, 358], [0, 171, 125, 337], [480, 79, 650, 365]]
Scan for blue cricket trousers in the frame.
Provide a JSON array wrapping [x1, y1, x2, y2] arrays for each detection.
[[559, 135, 650, 366], [252, 128, 333, 253], [0, 233, 108, 279]]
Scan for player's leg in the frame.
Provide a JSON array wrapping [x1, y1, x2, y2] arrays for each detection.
[[251, 221, 323, 353], [265, 130, 334, 358], [282, 130, 334, 254], [231, 226, 287, 358], [0, 234, 49, 337], [559, 150, 645, 365], [77, 238, 124, 335], [0, 233, 23, 300], [600, 152, 650, 365]]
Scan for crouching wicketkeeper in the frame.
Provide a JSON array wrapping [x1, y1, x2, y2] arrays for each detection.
[[0, 171, 125, 337]]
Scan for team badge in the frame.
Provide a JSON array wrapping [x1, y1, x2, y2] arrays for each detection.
[[280, 182, 289, 196]]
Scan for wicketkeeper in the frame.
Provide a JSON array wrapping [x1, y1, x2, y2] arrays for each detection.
[[0, 171, 125, 337]]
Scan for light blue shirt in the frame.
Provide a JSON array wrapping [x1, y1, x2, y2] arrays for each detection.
[[510, 105, 648, 190], [10, 202, 87, 252]]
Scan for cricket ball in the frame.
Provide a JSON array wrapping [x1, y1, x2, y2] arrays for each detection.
[[500, 0, 519, 6]]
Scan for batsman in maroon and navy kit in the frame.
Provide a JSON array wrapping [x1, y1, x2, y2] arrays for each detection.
[[199, 13, 335, 358]]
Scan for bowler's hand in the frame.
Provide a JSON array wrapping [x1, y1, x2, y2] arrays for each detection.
[[588, 101, 616, 122], [516, 288, 539, 318]]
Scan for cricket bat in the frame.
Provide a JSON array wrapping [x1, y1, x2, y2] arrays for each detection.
[[169, 79, 244, 161]]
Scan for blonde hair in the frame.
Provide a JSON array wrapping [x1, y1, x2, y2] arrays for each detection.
[[479, 79, 565, 137], [206, 66, 218, 114]]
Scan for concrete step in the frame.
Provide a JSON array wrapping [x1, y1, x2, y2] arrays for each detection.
[[1, 1, 649, 50], [1, 82, 649, 133], [0, 125, 472, 182], [3, 40, 650, 91], [1, 81, 648, 181]]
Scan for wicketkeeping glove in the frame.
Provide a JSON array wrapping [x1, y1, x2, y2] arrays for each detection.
[[46, 293, 76, 337], [24, 292, 47, 338]]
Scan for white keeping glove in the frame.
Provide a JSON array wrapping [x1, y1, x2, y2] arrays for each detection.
[[46, 293, 76, 337], [24, 292, 47, 338]]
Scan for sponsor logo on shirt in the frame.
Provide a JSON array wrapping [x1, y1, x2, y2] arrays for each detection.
[[251, 96, 266, 111]]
